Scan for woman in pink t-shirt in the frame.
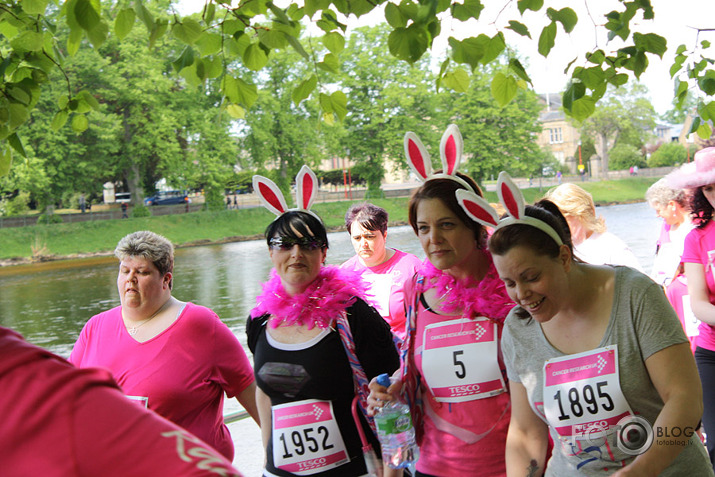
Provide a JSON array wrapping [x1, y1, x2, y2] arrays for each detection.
[[341, 202, 423, 341], [367, 125, 514, 476], [70, 230, 259, 461], [668, 147, 715, 469]]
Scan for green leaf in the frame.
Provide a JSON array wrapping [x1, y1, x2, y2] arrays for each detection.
[[204, 2, 216, 24], [8, 102, 29, 130], [195, 32, 222, 56], [388, 25, 428, 63], [238, 78, 260, 108], [385, 3, 408, 28], [676, 44, 687, 55], [633, 32, 667, 58], [322, 32, 345, 54], [226, 103, 245, 119], [204, 56, 223, 78], [509, 58, 532, 84], [322, 111, 335, 126], [483, 32, 505, 64], [586, 50, 605, 65], [51, 109, 69, 131], [8, 132, 25, 157], [0, 147, 11, 177], [452, 35, 488, 69], [11, 31, 45, 52], [698, 101, 715, 122], [67, 27, 82, 56], [79, 91, 99, 110], [266, 1, 292, 24], [285, 34, 310, 60], [702, 40, 711, 49], [517, 0, 543, 15], [610, 73, 628, 86], [74, 0, 101, 32], [292, 75, 318, 105], [243, 42, 269, 71], [317, 52, 339, 73], [330, 91, 347, 122], [506, 20, 531, 39], [697, 122, 713, 140], [172, 19, 203, 44], [21, 0, 49, 15], [689, 117, 702, 135], [172, 46, 195, 72], [319, 92, 333, 112], [149, 19, 168, 50], [491, 72, 517, 107], [134, 0, 154, 32], [71, 114, 89, 133], [7, 86, 30, 105], [632, 50, 648, 78], [538, 22, 556, 57], [453, 0, 484, 22], [546, 7, 577, 33], [699, 70, 715, 96], [570, 96, 596, 121], [670, 56, 685, 78], [115, 8, 135, 40], [562, 80, 585, 111], [442, 68, 470, 92], [578, 66, 605, 89], [87, 20, 109, 49]]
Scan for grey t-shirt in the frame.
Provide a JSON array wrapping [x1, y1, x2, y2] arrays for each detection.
[[502, 266, 712, 476]]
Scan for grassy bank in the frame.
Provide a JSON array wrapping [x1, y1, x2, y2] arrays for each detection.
[[0, 177, 657, 262]]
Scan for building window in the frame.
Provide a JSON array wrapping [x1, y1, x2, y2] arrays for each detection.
[[549, 128, 563, 144]]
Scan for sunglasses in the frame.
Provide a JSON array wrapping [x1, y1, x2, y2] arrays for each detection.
[[269, 236, 325, 251]]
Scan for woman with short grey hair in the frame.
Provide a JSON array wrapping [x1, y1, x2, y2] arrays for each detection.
[[70, 230, 259, 461]]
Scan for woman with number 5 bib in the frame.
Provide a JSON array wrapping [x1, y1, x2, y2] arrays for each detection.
[[368, 125, 515, 476], [457, 172, 712, 476], [247, 167, 399, 477]]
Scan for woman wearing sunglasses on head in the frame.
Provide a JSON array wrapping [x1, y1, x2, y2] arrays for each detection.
[[247, 167, 400, 477], [457, 172, 711, 476]]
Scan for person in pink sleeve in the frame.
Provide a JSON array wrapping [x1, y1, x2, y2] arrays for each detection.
[[1, 326, 243, 477], [668, 147, 715, 469], [70, 230, 259, 461], [341, 202, 423, 341]]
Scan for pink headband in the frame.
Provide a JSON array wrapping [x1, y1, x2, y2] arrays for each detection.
[[252, 165, 322, 221], [456, 171, 564, 246], [404, 124, 473, 191]]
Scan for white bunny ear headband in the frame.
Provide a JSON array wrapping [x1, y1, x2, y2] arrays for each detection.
[[456, 171, 564, 246], [404, 123, 473, 191], [252, 165, 322, 221]]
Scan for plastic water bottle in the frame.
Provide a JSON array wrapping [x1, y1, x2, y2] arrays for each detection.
[[374, 373, 419, 469]]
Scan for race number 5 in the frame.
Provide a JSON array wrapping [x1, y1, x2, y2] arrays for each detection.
[[453, 350, 466, 379]]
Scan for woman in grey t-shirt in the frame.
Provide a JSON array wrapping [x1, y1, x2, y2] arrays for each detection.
[[456, 173, 712, 476]]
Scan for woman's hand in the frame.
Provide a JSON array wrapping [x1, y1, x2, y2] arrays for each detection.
[[367, 375, 403, 416]]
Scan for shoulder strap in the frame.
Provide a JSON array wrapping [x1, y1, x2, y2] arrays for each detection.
[[335, 311, 377, 436], [400, 274, 425, 443]]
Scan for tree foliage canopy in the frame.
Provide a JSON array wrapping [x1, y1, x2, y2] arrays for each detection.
[[1, 0, 714, 177]]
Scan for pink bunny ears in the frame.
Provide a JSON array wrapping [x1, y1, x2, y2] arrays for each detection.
[[404, 124, 472, 190], [456, 171, 564, 246], [252, 165, 321, 220]]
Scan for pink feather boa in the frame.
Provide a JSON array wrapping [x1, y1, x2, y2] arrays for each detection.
[[416, 252, 514, 323], [250, 266, 371, 329]]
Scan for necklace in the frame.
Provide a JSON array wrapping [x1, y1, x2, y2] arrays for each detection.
[[125, 300, 170, 336], [416, 256, 514, 323], [250, 266, 369, 329]]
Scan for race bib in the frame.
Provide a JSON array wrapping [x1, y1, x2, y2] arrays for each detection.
[[364, 273, 394, 317], [543, 345, 632, 442], [127, 395, 148, 408], [272, 399, 349, 475], [421, 318, 506, 403], [681, 295, 700, 337]]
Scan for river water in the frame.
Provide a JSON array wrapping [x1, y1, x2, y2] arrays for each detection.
[[0, 201, 660, 358]]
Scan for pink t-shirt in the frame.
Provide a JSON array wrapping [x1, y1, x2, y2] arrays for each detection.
[[1, 327, 242, 477], [341, 249, 422, 340], [681, 220, 715, 351], [411, 304, 510, 476], [69, 303, 254, 460]]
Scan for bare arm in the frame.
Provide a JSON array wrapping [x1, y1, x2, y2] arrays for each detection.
[[613, 343, 703, 476], [506, 381, 549, 477], [685, 262, 715, 326], [235, 381, 260, 426], [256, 386, 272, 465]]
